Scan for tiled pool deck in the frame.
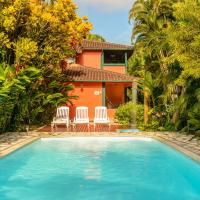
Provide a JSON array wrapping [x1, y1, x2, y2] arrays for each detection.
[[0, 125, 200, 164]]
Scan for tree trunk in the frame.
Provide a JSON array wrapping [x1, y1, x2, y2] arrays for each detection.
[[144, 88, 149, 125], [158, 51, 168, 73]]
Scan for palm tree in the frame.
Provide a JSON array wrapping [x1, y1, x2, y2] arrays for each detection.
[[129, 0, 175, 124]]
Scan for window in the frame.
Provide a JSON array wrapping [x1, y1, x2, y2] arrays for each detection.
[[104, 50, 126, 65]]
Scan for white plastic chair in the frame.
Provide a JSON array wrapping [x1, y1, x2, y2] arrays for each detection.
[[73, 107, 90, 130], [51, 106, 70, 129], [94, 106, 110, 131]]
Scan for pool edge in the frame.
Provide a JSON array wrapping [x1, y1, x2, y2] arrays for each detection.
[[0, 136, 39, 158], [154, 136, 200, 164]]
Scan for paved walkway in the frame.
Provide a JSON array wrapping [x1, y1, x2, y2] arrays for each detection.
[[0, 129, 200, 163]]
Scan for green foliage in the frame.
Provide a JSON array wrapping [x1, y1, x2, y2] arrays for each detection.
[[166, 0, 200, 83], [143, 108, 167, 131], [86, 34, 106, 42], [0, 63, 78, 132], [129, 0, 200, 134], [15, 38, 38, 65], [0, 65, 41, 132], [115, 102, 144, 126], [0, 0, 92, 66], [0, 0, 91, 133]]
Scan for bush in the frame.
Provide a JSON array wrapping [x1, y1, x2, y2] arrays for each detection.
[[115, 102, 144, 126]]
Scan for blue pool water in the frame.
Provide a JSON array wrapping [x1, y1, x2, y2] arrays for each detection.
[[118, 129, 140, 133], [1, 137, 200, 200]]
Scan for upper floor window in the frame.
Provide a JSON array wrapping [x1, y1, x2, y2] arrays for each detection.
[[104, 50, 126, 64]]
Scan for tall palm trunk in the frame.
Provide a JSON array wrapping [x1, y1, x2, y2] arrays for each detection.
[[158, 50, 168, 73], [144, 87, 149, 125]]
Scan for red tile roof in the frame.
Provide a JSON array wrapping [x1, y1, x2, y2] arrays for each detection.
[[80, 39, 133, 51], [65, 64, 134, 82]]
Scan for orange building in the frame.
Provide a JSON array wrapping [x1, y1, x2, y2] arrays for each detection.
[[66, 40, 136, 121]]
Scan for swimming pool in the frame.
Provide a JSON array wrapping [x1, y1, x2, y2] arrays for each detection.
[[0, 137, 200, 200]]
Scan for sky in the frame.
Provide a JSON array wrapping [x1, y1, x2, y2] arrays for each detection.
[[74, 0, 134, 45]]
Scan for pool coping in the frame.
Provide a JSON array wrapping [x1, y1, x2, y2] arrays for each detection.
[[0, 136, 39, 158], [1, 132, 200, 165]]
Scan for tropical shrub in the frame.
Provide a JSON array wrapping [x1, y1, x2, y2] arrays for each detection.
[[115, 102, 144, 127], [0, 65, 41, 132]]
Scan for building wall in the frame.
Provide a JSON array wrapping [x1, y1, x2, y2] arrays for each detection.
[[76, 50, 102, 68], [67, 82, 103, 120], [66, 82, 132, 122], [105, 83, 125, 108], [107, 109, 116, 121], [103, 66, 126, 74], [76, 50, 126, 74]]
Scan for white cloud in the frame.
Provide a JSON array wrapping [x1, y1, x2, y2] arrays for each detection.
[[75, 0, 134, 12]]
